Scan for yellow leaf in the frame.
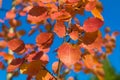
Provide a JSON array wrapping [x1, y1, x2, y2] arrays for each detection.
[[36, 70, 55, 80], [91, 8, 104, 21]]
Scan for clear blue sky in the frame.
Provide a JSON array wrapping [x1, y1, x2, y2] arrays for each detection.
[[0, 0, 120, 80]]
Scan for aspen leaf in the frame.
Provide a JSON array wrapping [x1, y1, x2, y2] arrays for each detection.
[[57, 43, 81, 67], [83, 17, 104, 32], [7, 58, 24, 72], [81, 31, 98, 45], [17, 30, 26, 37], [51, 10, 71, 21], [36, 70, 55, 80], [82, 54, 102, 69], [9, 19, 21, 27], [0, 40, 7, 49], [91, 8, 104, 21], [36, 32, 53, 48], [0, 62, 4, 69], [27, 6, 47, 24], [20, 60, 43, 76], [26, 51, 49, 65], [8, 38, 26, 54], [74, 62, 82, 72], [69, 31, 79, 40], [85, 1, 96, 11], [6, 10, 16, 19], [52, 61, 58, 73], [54, 21, 66, 38], [0, 52, 14, 60]]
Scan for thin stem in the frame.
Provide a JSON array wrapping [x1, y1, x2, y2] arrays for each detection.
[[57, 60, 62, 80], [7, 49, 14, 80]]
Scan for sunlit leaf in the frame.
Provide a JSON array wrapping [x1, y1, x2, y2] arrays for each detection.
[[57, 43, 81, 67], [54, 21, 66, 38], [36, 69, 55, 80], [8, 38, 26, 54], [7, 58, 24, 72], [83, 17, 104, 32], [91, 8, 104, 21]]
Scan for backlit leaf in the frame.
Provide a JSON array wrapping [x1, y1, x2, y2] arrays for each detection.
[[7, 58, 24, 72], [91, 8, 104, 21], [8, 38, 26, 54], [54, 21, 66, 38], [57, 43, 81, 67], [83, 17, 104, 32]]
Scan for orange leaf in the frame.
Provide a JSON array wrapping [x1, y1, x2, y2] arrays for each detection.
[[36, 70, 55, 80], [54, 21, 66, 38], [20, 60, 43, 76], [57, 43, 81, 67], [0, 40, 7, 49], [83, 17, 104, 32], [91, 8, 104, 21], [26, 51, 49, 65], [52, 61, 58, 73], [8, 38, 26, 54], [36, 32, 53, 48], [7, 58, 24, 72], [27, 6, 47, 24], [85, 1, 96, 11], [69, 31, 79, 40]]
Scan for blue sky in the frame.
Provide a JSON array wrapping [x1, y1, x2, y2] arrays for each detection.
[[0, 0, 120, 80]]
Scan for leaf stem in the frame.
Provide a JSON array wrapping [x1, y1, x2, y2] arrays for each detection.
[[57, 59, 62, 80]]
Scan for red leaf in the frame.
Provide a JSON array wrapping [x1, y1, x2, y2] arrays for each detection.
[[8, 38, 26, 54], [85, 1, 96, 11], [26, 51, 49, 65], [83, 17, 104, 32], [57, 43, 81, 67], [36, 32, 53, 48], [7, 58, 24, 72], [54, 21, 66, 38], [0, 62, 4, 69], [27, 6, 47, 24]]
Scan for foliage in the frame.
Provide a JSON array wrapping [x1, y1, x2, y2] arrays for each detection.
[[0, 0, 119, 80], [91, 59, 120, 80]]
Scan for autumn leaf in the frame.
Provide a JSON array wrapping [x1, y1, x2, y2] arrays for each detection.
[[52, 61, 59, 73], [36, 32, 53, 49], [57, 43, 81, 67], [54, 21, 66, 38], [74, 62, 82, 72], [36, 69, 55, 80], [26, 51, 49, 65], [27, 6, 48, 24], [81, 31, 98, 45], [9, 19, 21, 27], [8, 38, 26, 54], [91, 8, 104, 21], [0, 62, 4, 69], [85, 1, 96, 11], [0, 40, 7, 49], [83, 17, 104, 32], [6, 10, 16, 19], [69, 30, 79, 40], [20, 60, 43, 76], [0, 52, 14, 61], [7, 58, 24, 72]]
